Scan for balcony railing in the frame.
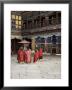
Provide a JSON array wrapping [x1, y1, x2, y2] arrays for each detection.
[[22, 24, 61, 34], [22, 17, 61, 30]]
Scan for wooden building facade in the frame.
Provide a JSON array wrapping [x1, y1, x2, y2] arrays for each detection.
[[11, 11, 61, 54]]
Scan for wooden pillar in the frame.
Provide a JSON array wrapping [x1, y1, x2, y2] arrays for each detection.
[[36, 20, 37, 28], [45, 16, 49, 26], [39, 16, 42, 28], [45, 38, 47, 52], [31, 37, 36, 50], [26, 19, 28, 29], [40, 16, 41, 27], [43, 18, 45, 27], [32, 19, 34, 29], [34, 19, 36, 28], [37, 16, 41, 28], [52, 16, 54, 25]]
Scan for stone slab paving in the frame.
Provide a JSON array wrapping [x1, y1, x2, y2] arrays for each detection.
[[11, 55, 61, 79]]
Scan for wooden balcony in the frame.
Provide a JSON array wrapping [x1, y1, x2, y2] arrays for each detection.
[[22, 24, 61, 35]]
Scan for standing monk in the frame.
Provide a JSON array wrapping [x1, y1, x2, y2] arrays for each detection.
[[23, 50, 26, 62], [33, 49, 39, 63], [25, 47, 31, 63], [17, 47, 24, 63], [39, 48, 43, 59]]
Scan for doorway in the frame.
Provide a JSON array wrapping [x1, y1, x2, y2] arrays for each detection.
[[11, 38, 21, 54], [52, 48, 56, 54]]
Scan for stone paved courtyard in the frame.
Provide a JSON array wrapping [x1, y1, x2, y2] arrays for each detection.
[[11, 54, 61, 79]]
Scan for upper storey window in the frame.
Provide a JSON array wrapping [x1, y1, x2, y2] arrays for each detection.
[[16, 15, 18, 20], [19, 16, 21, 20], [12, 15, 15, 19]]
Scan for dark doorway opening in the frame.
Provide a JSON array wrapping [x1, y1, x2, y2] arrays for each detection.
[[52, 48, 56, 54], [11, 38, 21, 54]]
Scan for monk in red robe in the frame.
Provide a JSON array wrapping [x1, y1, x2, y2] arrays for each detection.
[[23, 50, 26, 62], [24, 50, 27, 63], [17, 47, 24, 63], [39, 48, 43, 59], [33, 49, 39, 63], [25, 47, 31, 63]]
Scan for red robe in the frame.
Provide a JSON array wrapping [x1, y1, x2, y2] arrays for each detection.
[[34, 51, 39, 63], [25, 50, 31, 63], [24, 51, 27, 63], [17, 49, 24, 63], [23, 51, 26, 62], [39, 48, 43, 58]]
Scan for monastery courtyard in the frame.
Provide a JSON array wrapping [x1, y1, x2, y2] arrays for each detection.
[[11, 54, 61, 79]]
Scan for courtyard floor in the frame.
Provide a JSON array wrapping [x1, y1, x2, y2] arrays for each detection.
[[11, 54, 61, 79]]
